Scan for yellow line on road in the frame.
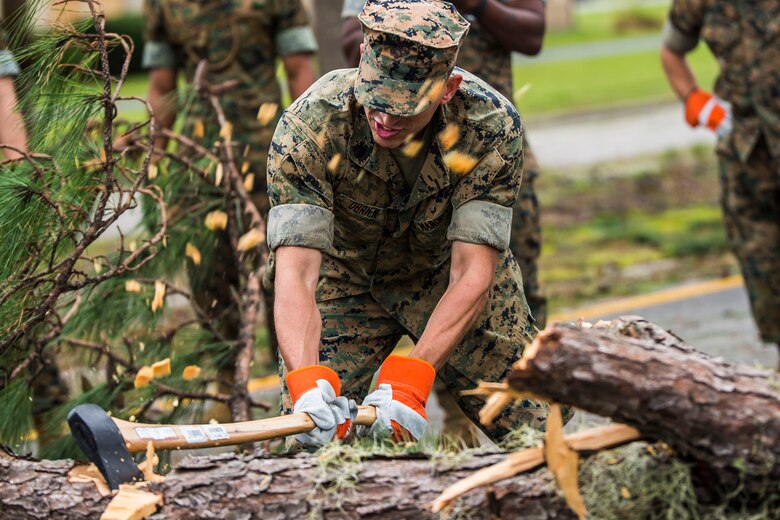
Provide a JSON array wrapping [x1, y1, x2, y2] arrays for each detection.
[[248, 276, 744, 392], [550, 275, 744, 322]]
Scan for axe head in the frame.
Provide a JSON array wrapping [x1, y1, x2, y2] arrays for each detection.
[[67, 403, 143, 490]]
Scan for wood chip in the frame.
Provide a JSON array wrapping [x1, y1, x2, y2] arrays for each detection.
[[134, 366, 153, 389], [182, 365, 201, 381], [204, 210, 228, 231], [243, 173, 255, 192], [193, 119, 205, 139], [257, 103, 279, 126], [68, 463, 112, 497], [214, 163, 223, 187], [430, 423, 640, 513], [100, 484, 162, 520], [620, 486, 631, 499], [327, 153, 341, 173], [150, 280, 166, 313], [401, 140, 423, 157], [438, 124, 459, 151], [151, 358, 171, 378], [237, 228, 263, 252], [513, 83, 532, 101], [147, 164, 158, 181], [125, 280, 142, 293], [219, 122, 233, 140], [241, 161, 250, 174], [185, 243, 202, 266], [544, 403, 586, 519], [443, 151, 478, 174]]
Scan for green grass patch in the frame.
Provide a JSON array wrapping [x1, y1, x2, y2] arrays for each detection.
[[545, 3, 669, 49], [514, 46, 718, 116]]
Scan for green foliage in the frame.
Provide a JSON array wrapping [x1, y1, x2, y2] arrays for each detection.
[[104, 13, 145, 75], [0, 378, 33, 450]]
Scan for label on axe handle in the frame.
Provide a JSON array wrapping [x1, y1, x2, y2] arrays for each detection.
[[135, 427, 177, 440], [204, 424, 230, 441], [180, 426, 208, 444]]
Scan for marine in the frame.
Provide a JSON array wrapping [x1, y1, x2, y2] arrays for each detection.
[[140, 0, 318, 413], [267, 0, 555, 447], [661, 0, 780, 367]]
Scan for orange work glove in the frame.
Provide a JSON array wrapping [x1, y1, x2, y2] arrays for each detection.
[[684, 88, 732, 137], [359, 355, 436, 442], [286, 365, 357, 447]]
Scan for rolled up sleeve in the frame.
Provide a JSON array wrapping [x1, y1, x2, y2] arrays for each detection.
[[341, 0, 365, 18], [0, 50, 20, 77], [142, 41, 177, 69], [276, 26, 318, 56], [447, 200, 512, 250], [664, 0, 704, 54], [267, 204, 334, 252]]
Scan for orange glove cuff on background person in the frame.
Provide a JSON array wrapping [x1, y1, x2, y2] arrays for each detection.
[[684, 88, 732, 137], [286, 365, 357, 446], [359, 355, 436, 441]]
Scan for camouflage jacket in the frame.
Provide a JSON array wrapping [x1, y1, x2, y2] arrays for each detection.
[[142, 0, 317, 128], [265, 68, 526, 336], [665, 0, 780, 160], [342, 0, 516, 99]]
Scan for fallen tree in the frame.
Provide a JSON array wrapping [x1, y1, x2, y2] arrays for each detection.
[[508, 316, 780, 500], [0, 445, 576, 519]]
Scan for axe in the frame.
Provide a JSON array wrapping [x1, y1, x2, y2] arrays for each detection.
[[67, 403, 377, 490]]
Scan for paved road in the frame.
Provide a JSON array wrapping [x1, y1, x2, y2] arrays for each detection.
[[527, 102, 716, 170]]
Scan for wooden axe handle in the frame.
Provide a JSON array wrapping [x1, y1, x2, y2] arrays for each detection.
[[115, 406, 377, 452]]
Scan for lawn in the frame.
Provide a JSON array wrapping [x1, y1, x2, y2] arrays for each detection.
[[544, 2, 670, 49], [513, 45, 718, 117]]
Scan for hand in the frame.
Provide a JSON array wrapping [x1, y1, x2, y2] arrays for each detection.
[[358, 355, 436, 442], [287, 365, 357, 448], [449, 0, 481, 14], [684, 88, 732, 138]]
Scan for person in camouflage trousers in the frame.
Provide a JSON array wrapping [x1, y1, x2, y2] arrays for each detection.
[[661, 0, 780, 368], [141, 0, 318, 414], [341, 0, 547, 443], [343, 0, 548, 329], [268, 0, 556, 448]]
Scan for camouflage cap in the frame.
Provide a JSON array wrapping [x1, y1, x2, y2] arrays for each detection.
[[355, 0, 469, 117]]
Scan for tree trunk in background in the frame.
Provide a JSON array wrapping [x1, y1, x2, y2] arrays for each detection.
[[508, 317, 780, 501], [309, 0, 348, 75], [0, 446, 576, 519]]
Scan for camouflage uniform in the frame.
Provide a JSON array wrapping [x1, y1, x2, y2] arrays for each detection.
[[665, 0, 780, 343], [266, 50, 549, 441], [342, 0, 547, 327], [142, 0, 317, 341]]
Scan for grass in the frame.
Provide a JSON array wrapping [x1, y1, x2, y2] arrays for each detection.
[[544, 3, 669, 49], [538, 147, 737, 311], [513, 45, 718, 116]]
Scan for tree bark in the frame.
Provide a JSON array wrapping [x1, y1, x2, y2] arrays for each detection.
[[0, 446, 575, 519], [508, 316, 780, 499]]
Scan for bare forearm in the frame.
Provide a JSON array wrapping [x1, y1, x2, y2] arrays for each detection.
[[457, 0, 545, 55], [0, 77, 27, 159], [283, 53, 317, 101], [661, 46, 697, 100], [341, 18, 363, 68], [411, 277, 490, 370], [273, 247, 323, 371], [147, 68, 177, 152]]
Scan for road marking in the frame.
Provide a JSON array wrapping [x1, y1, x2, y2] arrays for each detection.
[[550, 275, 744, 322], [248, 276, 745, 393]]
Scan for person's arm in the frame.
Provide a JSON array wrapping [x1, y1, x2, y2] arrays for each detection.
[[0, 76, 27, 160], [282, 53, 316, 101], [273, 245, 323, 371], [410, 242, 498, 369], [660, 42, 697, 101], [341, 16, 363, 68], [147, 67, 177, 152], [450, 0, 546, 56]]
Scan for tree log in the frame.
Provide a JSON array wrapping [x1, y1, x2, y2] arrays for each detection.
[[0, 446, 576, 519], [508, 316, 780, 498]]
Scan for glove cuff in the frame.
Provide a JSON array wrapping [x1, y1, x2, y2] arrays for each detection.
[[376, 355, 436, 412], [287, 365, 341, 403], [684, 88, 711, 127]]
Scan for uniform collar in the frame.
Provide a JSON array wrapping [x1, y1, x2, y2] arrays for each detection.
[[347, 102, 451, 209]]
